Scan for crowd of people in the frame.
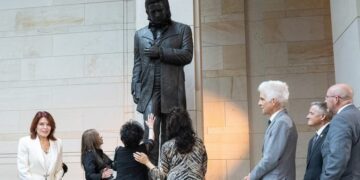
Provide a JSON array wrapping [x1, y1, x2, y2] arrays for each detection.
[[17, 108, 207, 180], [243, 81, 360, 180], [14, 0, 360, 179], [16, 81, 360, 180]]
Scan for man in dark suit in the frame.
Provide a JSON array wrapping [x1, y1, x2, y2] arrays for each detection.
[[131, 0, 193, 165], [321, 83, 360, 179], [304, 102, 332, 180], [244, 80, 298, 180]]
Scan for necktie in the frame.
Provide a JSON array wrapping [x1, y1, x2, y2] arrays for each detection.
[[154, 30, 162, 46], [312, 134, 318, 149]]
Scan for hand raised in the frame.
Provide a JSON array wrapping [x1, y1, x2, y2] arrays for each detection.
[[146, 113, 156, 129]]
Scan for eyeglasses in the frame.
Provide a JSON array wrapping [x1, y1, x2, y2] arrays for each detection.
[[325, 95, 344, 100], [325, 95, 337, 99]]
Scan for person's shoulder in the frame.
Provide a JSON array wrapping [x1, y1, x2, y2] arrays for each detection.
[[83, 150, 96, 159], [276, 110, 295, 124], [54, 137, 62, 143], [19, 135, 31, 140], [194, 136, 204, 143], [19, 135, 33, 143], [163, 139, 176, 147], [51, 137, 62, 147], [136, 26, 150, 33], [340, 104, 360, 116], [171, 21, 191, 30], [172, 21, 190, 27], [115, 146, 126, 153], [18, 136, 34, 148]]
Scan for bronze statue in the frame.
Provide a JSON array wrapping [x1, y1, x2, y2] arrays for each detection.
[[131, 0, 193, 165]]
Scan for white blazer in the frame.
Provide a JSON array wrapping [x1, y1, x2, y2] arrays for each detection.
[[17, 136, 63, 180]]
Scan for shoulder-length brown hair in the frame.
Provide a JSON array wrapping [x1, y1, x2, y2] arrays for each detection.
[[81, 129, 103, 166], [30, 111, 57, 141]]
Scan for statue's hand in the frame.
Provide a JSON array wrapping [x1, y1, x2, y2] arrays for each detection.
[[144, 46, 160, 59], [133, 95, 139, 104]]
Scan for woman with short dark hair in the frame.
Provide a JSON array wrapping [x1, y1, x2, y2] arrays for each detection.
[[134, 108, 207, 180], [113, 114, 155, 180]]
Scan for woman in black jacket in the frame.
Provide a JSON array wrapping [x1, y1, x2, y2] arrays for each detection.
[[113, 114, 155, 180], [81, 129, 113, 180]]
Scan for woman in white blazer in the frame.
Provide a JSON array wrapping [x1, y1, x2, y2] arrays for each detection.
[[17, 111, 64, 180]]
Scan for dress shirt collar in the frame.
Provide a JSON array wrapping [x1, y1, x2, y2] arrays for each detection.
[[269, 108, 284, 123], [316, 122, 330, 136], [337, 103, 352, 114]]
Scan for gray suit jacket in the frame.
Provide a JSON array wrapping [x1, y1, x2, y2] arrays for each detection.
[[320, 104, 360, 180], [250, 109, 298, 180]]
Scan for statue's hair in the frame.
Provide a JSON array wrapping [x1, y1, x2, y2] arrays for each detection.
[[145, 0, 171, 21]]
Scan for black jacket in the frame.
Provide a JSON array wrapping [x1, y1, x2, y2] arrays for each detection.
[[304, 125, 329, 180], [114, 140, 153, 180], [114, 145, 147, 180], [82, 149, 113, 180]]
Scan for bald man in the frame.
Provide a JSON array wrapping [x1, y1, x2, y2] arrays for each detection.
[[321, 84, 360, 180]]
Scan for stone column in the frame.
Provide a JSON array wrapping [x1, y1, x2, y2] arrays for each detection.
[[330, 0, 360, 106]]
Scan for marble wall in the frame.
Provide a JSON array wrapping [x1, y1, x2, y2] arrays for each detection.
[[201, 0, 250, 179], [0, 0, 338, 179], [331, 0, 360, 106], [0, 0, 136, 179]]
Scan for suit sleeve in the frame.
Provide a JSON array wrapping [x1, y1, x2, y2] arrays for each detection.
[[320, 116, 352, 180], [131, 31, 142, 103], [83, 152, 102, 180], [55, 139, 64, 180], [160, 25, 193, 66], [17, 138, 32, 180], [250, 121, 290, 179]]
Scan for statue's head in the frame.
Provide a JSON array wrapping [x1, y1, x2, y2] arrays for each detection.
[[145, 0, 171, 25]]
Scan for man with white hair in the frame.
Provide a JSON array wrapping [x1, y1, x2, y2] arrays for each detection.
[[321, 83, 360, 179], [244, 80, 298, 180]]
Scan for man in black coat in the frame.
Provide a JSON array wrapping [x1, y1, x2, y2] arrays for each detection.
[[131, 0, 193, 165], [304, 102, 332, 180]]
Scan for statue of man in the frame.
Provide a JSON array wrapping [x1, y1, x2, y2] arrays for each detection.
[[131, 0, 193, 165]]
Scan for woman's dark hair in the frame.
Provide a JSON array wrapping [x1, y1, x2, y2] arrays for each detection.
[[81, 129, 106, 168], [166, 107, 195, 154], [145, 0, 171, 22], [30, 111, 57, 141], [120, 121, 144, 149]]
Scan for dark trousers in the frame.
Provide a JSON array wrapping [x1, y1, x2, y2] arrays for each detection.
[[143, 86, 167, 166]]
